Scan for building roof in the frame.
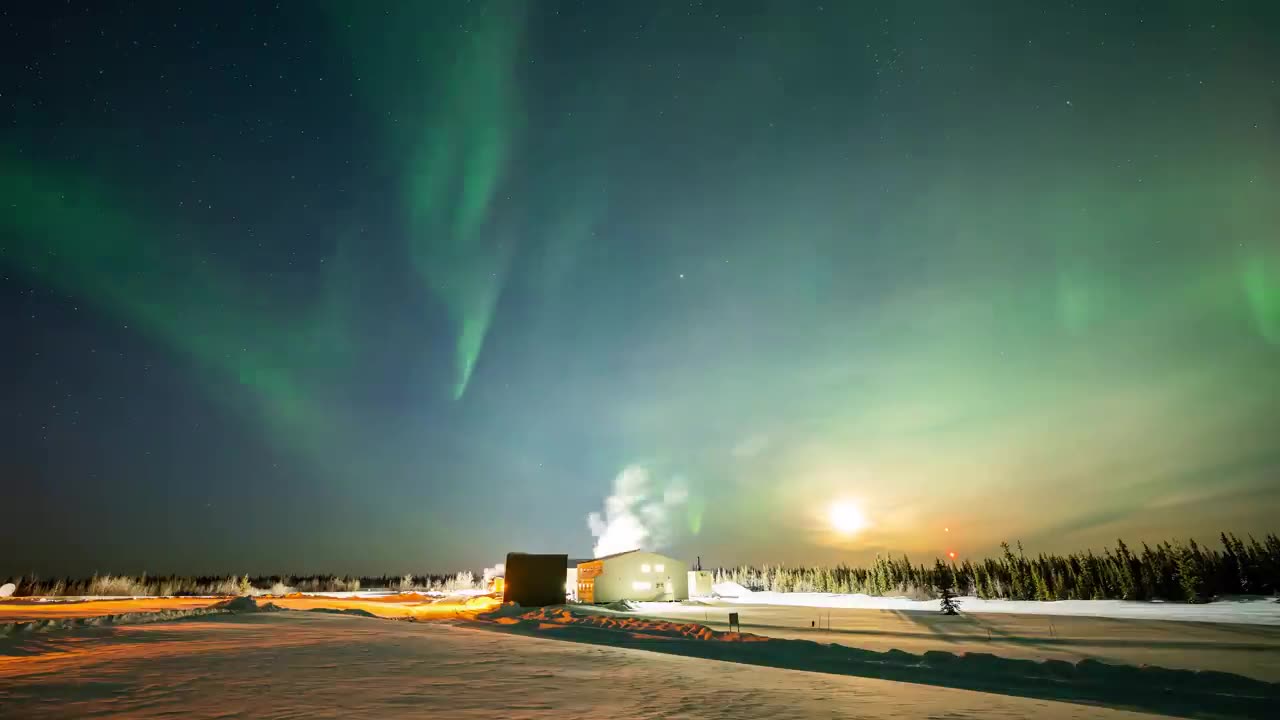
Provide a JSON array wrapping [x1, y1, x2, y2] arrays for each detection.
[[584, 549, 680, 563]]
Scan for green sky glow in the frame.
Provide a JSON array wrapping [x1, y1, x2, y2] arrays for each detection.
[[2, 2, 1276, 575], [331, 1, 526, 399], [0, 156, 349, 456]]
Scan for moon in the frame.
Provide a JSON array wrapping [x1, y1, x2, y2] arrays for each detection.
[[828, 501, 868, 536]]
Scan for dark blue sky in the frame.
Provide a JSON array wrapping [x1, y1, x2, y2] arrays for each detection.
[[3, 1, 1278, 577]]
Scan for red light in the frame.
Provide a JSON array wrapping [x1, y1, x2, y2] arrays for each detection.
[[948, 551, 957, 559]]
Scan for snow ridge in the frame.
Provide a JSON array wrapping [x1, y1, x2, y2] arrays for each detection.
[[0, 596, 281, 636]]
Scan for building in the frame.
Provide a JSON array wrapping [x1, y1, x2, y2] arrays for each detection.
[[576, 550, 689, 604], [687, 570, 715, 597], [503, 552, 569, 607], [564, 558, 590, 602]]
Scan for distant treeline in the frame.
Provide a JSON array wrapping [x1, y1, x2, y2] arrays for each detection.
[[1, 572, 481, 598], [715, 533, 1280, 603]]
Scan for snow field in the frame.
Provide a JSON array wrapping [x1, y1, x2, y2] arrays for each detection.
[[704, 582, 1280, 624], [0, 611, 1171, 719], [4, 594, 1280, 718]]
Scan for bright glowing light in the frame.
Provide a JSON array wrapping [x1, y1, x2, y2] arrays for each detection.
[[948, 551, 957, 559], [828, 501, 868, 535]]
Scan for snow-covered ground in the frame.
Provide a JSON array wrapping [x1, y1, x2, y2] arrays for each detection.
[[3, 594, 1278, 718], [9, 587, 490, 603], [616, 597, 1280, 687], [0, 611, 1177, 719], [292, 587, 493, 599], [704, 582, 1280, 624]]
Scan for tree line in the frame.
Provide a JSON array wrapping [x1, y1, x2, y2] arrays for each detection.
[[713, 532, 1280, 603], [1, 572, 481, 598]]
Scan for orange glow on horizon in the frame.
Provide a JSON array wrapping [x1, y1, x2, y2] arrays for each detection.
[[0, 594, 502, 625]]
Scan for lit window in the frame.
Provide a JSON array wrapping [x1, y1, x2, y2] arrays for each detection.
[[632, 581, 651, 591], [640, 564, 651, 573], [654, 564, 664, 572]]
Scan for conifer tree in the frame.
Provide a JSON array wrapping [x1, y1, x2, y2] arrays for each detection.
[[935, 560, 961, 615], [1177, 540, 1209, 603]]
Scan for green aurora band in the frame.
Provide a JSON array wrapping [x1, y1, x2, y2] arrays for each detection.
[[0, 157, 351, 456], [330, 1, 527, 399]]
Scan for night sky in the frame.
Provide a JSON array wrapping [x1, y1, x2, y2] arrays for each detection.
[[3, 1, 1278, 577]]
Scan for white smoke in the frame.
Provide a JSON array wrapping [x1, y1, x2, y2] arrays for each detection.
[[588, 464, 688, 558], [482, 562, 505, 585]]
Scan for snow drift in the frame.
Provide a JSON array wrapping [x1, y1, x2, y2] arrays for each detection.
[[0, 595, 280, 636]]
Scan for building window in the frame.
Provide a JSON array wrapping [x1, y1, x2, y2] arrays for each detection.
[[632, 581, 651, 591], [640, 564, 651, 573], [654, 564, 664, 572]]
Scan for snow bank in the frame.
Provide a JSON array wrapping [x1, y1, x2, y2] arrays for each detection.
[[708, 583, 1280, 625], [20, 595, 224, 603], [483, 605, 769, 642], [216, 596, 282, 613], [297, 588, 491, 599], [0, 595, 278, 636], [710, 581, 751, 598]]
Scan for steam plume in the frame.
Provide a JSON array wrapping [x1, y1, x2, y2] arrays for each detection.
[[588, 465, 688, 558], [482, 562, 505, 585]]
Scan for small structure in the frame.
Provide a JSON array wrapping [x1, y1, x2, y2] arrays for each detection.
[[576, 550, 688, 604], [564, 558, 590, 602], [503, 552, 569, 607], [687, 570, 715, 597]]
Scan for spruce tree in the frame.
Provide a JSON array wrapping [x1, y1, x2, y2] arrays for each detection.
[[934, 559, 961, 614], [1177, 541, 1209, 603]]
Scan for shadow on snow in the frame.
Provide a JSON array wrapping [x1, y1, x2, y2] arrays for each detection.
[[471, 605, 1279, 720]]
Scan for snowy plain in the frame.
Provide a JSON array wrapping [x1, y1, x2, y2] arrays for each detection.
[[0, 611, 1190, 719], [3, 592, 1280, 718]]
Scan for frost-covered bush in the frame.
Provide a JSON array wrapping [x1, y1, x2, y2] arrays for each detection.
[[440, 571, 477, 593]]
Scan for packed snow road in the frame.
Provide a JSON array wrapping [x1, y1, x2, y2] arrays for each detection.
[[0, 611, 1168, 719]]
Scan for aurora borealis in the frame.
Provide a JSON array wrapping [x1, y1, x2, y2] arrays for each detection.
[[2, 1, 1277, 576]]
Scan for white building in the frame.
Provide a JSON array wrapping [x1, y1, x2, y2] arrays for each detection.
[[576, 550, 689, 604], [687, 570, 715, 597], [565, 558, 590, 602]]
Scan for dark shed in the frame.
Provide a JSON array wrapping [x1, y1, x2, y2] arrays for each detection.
[[502, 552, 569, 607]]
